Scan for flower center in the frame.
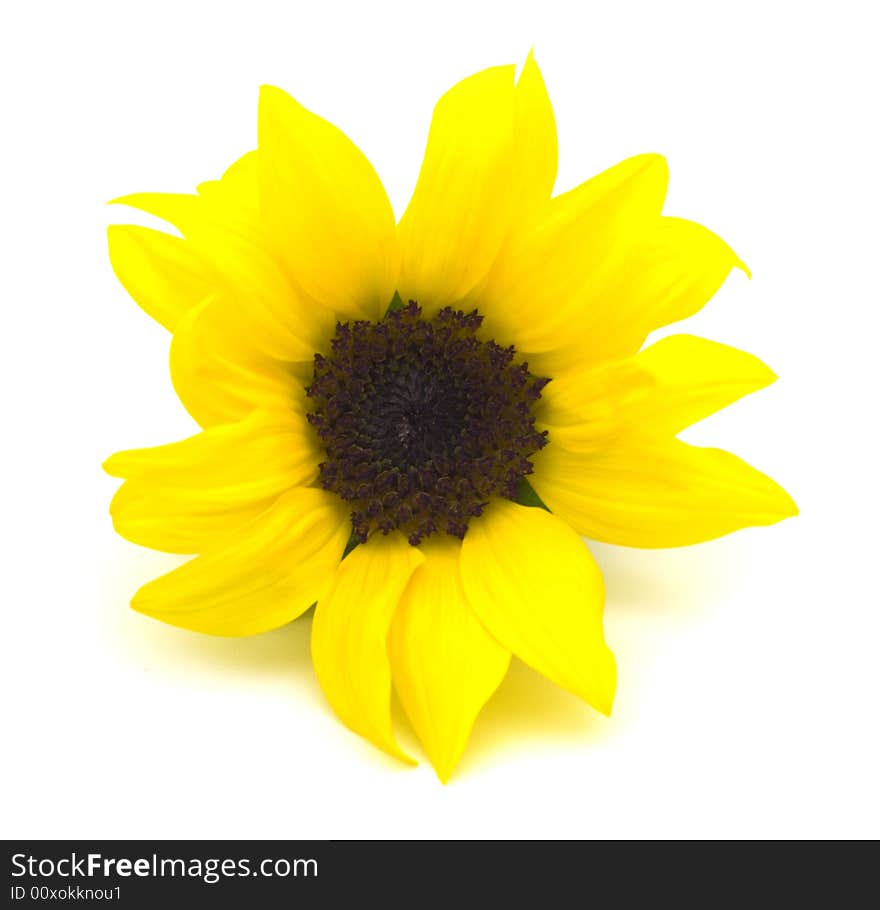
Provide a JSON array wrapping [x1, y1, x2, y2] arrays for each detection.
[[306, 301, 549, 546]]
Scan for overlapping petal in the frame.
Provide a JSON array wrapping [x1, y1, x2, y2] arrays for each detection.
[[531, 332, 795, 546], [112, 152, 328, 352], [619, 334, 777, 436], [105, 408, 320, 553], [525, 216, 749, 377], [106, 225, 213, 331], [311, 535, 424, 762], [389, 538, 510, 782], [511, 51, 558, 223], [397, 64, 517, 313], [460, 500, 616, 715], [169, 294, 318, 428], [479, 154, 669, 357], [258, 86, 399, 321], [130, 487, 350, 635], [115, 150, 258, 237], [532, 439, 797, 548], [536, 334, 778, 446]]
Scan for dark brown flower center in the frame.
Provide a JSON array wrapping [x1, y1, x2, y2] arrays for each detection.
[[306, 301, 549, 546]]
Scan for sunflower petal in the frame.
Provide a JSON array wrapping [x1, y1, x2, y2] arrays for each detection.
[[628, 334, 777, 435], [537, 334, 778, 450], [311, 534, 424, 762], [106, 225, 212, 330], [196, 150, 260, 224], [389, 538, 510, 782], [107, 484, 267, 556], [480, 154, 668, 354], [258, 85, 399, 320], [111, 192, 202, 236], [531, 439, 799, 548], [534, 359, 653, 452], [169, 295, 314, 428], [460, 500, 616, 714], [529, 217, 748, 376], [115, 151, 258, 239], [397, 64, 517, 313], [115, 180, 330, 362], [131, 487, 350, 635], [512, 51, 557, 220], [104, 409, 320, 553]]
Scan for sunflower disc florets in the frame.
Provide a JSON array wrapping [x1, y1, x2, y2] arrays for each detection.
[[306, 301, 549, 545]]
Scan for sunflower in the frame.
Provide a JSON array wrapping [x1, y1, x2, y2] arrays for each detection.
[[105, 54, 797, 781]]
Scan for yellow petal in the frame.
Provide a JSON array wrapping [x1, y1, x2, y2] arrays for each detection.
[[115, 151, 258, 240], [107, 484, 267, 556], [196, 150, 260, 225], [627, 334, 777, 436], [104, 409, 320, 553], [397, 65, 517, 313], [528, 216, 748, 376], [106, 225, 212, 331], [131, 487, 350, 636], [511, 51, 557, 220], [460, 500, 616, 714], [389, 537, 510, 782], [258, 85, 399, 320], [169, 295, 314, 428], [480, 154, 668, 354], [113, 156, 266, 307], [111, 192, 202, 236], [532, 438, 798, 548], [537, 334, 777, 449], [115, 180, 331, 363], [311, 534, 424, 762], [535, 359, 653, 453]]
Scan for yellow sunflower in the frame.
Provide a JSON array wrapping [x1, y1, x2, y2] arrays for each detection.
[[105, 54, 797, 781]]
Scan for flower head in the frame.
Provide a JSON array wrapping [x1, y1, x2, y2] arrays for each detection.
[[106, 55, 797, 781]]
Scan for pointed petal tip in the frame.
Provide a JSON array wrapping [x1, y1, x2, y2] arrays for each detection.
[[427, 746, 462, 784], [347, 720, 417, 766], [634, 151, 668, 170], [107, 193, 168, 212], [102, 453, 123, 477], [587, 648, 617, 717], [257, 84, 291, 122], [435, 765, 454, 785], [258, 83, 295, 112], [107, 194, 138, 209], [758, 474, 799, 521], [653, 153, 670, 184], [595, 691, 615, 719], [424, 732, 474, 783], [373, 736, 418, 767], [629, 153, 669, 195], [779, 490, 800, 519], [129, 590, 152, 619]]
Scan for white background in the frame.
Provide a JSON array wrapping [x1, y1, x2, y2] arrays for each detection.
[[2, 0, 877, 838]]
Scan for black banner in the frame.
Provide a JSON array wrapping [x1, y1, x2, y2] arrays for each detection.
[[6, 840, 577, 906], [6, 839, 856, 905]]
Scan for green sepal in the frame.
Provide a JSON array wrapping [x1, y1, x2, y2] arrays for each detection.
[[385, 291, 405, 314], [512, 477, 550, 511], [341, 531, 361, 560]]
